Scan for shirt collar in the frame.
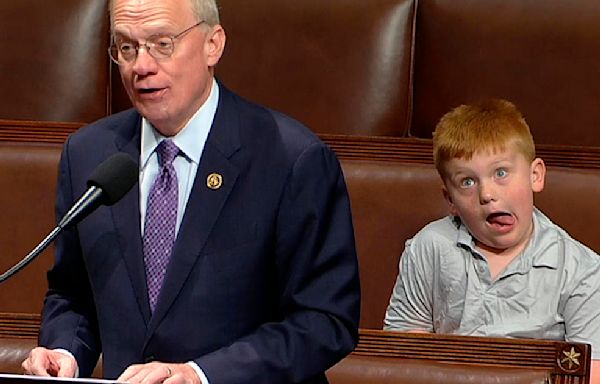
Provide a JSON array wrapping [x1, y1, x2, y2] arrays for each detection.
[[455, 207, 558, 272], [140, 78, 219, 169], [528, 208, 560, 269], [456, 216, 475, 251]]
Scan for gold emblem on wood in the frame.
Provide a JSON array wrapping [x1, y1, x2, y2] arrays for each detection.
[[559, 347, 581, 371]]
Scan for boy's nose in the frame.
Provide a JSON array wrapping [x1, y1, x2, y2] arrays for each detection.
[[479, 182, 497, 204]]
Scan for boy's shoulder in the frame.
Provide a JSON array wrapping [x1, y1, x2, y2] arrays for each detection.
[[534, 208, 600, 266], [402, 216, 470, 274], [408, 215, 461, 249]]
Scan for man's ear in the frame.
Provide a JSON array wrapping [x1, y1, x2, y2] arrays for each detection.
[[205, 24, 226, 67], [442, 185, 459, 216], [531, 157, 546, 193]]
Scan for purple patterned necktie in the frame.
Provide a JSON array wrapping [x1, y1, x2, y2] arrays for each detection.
[[143, 139, 179, 312]]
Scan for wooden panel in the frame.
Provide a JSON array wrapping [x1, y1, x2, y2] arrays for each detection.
[[355, 329, 590, 384], [0, 319, 589, 384]]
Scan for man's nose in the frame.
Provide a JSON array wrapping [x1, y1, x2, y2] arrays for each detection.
[[132, 46, 158, 76]]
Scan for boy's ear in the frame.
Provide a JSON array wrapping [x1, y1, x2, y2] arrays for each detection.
[[442, 185, 459, 216], [531, 158, 546, 193]]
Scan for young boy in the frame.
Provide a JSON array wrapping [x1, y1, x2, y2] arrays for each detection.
[[384, 99, 600, 382]]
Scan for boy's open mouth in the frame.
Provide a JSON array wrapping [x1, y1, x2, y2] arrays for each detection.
[[486, 212, 514, 227]]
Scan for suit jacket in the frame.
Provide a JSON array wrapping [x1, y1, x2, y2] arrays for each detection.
[[39, 83, 360, 383]]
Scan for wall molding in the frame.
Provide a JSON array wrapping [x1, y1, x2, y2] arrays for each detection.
[[0, 312, 40, 339], [1, 120, 600, 169], [321, 134, 600, 169], [0, 120, 82, 144]]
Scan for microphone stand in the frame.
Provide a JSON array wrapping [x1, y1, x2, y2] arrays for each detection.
[[0, 187, 103, 284], [0, 227, 60, 283], [0, 152, 137, 285]]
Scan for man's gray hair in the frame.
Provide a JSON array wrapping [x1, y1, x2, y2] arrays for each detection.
[[190, 0, 220, 26], [109, 0, 220, 29]]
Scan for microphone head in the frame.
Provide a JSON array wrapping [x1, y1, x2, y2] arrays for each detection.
[[87, 153, 138, 205]]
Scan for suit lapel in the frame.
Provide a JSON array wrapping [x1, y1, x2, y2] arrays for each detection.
[[111, 112, 152, 324], [145, 84, 242, 336]]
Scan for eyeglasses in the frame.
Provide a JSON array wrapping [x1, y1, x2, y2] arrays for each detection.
[[109, 20, 205, 64]]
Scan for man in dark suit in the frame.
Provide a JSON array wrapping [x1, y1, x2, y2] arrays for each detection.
[[21, 0, 360, 383]]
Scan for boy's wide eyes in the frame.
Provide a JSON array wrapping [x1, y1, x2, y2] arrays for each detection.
[[460, 177, 475, 188], [455, 168, 509, 188], [496, 168, 508, 178]]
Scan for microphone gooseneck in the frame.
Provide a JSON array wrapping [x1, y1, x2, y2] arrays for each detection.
[[0, 153, 138, 283]]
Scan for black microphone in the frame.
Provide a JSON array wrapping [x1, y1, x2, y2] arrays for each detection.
[[58, 152, 138, 230], [0, 152, 138, 283]]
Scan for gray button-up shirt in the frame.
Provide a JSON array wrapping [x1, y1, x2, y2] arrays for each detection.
[[384, 208, 600, 359]]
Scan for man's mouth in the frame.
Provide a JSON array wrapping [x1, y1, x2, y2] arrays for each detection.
[[138, 88, 163, 94], [136, 87, 167, 100]]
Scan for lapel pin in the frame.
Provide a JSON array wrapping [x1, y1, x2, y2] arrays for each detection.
[[207, 172, 223, 190]]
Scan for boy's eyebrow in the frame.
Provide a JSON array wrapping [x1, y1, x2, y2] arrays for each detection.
[[445, 169, 473, 182], [488, 156, 515, 166]]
